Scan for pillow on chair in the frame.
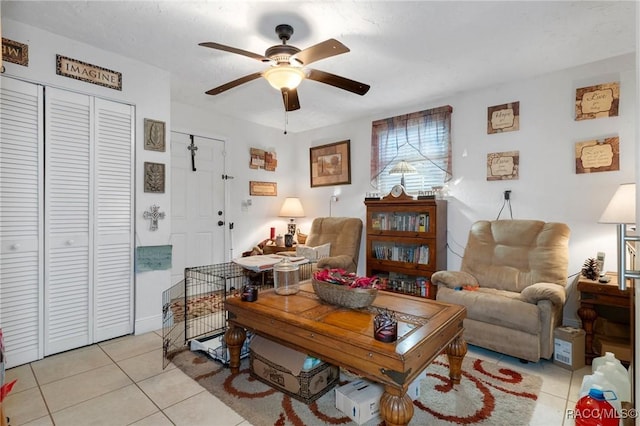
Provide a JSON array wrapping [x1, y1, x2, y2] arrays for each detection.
[[296, 243, 331, 261]]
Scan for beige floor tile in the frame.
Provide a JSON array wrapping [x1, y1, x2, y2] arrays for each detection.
[[529, 391, 571, 426], [41, 363, 132, 412], [51, 384, 157, 426], [31, 345, 112, 385], [3, 387, 49, 425], [100, 332, 162, 361], [117, 347, 175, 383], [5, 364, 38, 393], [128, 411, 174, 426], [163, 390, 244, 426], [20, 415, 54, 426], [568, 365, 591, 403], [137, 368, 205, 409]]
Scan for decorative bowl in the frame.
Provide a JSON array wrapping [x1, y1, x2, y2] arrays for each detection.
[[311, 278, 378, 309]]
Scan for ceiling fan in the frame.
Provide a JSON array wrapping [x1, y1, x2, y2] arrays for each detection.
[[199, 24, 370, 112]]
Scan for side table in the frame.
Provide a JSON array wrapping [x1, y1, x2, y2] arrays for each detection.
[[577, 273, 632, 365]]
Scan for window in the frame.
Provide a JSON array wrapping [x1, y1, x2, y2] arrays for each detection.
[[371, 105, 452, 195]]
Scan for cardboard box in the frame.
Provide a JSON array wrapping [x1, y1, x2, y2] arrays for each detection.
[[594, 336, 631, 363], [335, 379, 384, 425], [334, 377, 422, 425], [553, 326, 585, 370], [249, 335, 339, 404]]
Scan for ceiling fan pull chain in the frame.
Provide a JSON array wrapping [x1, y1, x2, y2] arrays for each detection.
[[283, 109, 288, 135]]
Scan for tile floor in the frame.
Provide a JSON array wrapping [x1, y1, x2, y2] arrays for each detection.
[[4, 331, 594, 425]]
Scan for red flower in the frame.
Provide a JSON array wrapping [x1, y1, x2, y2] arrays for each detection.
[[313, 269, 378, 289]]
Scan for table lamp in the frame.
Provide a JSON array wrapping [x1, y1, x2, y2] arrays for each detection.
[[598, 183, 639, 290], [279, 197, 305, 240], [389, 160, 417, 187]]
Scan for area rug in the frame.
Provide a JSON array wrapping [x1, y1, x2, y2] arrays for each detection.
[[170, 348, 542, 425]]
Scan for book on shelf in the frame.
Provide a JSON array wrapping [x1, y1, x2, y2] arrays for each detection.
[[418, 214, 427, 232]]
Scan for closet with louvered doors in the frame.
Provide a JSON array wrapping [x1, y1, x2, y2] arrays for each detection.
[[0, 77, 135, 366]]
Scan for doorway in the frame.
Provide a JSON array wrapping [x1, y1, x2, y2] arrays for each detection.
[[170, 132, 226, 285]]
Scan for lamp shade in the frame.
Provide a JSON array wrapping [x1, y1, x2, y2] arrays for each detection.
[[279, 197, 305, 218], [389, 160, 417, 175], [263, 66, 305, 91], [599, 183, 636, 224]]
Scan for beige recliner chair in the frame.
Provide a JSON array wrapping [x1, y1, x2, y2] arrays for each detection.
[[304, 217, 363, 273], [431, 220, 570, 362]]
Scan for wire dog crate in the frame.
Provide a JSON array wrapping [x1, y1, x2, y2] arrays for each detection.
[[162, 261, 313, 367]]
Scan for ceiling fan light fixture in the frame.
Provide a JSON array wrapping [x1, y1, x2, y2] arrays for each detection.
[[263, 66, 305, 90]]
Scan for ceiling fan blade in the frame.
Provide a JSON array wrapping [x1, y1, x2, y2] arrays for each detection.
[[199, 42, 273, 63], [291, 39, 349, 66], [205, 72, 263, 95], [306, 69, 370, 95], [281, 88, 301, 111]]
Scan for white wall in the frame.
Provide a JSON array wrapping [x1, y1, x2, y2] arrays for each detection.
[[294, 53, 636, 327], [2, 19, 172, 334]]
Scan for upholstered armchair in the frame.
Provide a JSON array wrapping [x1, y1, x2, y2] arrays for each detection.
[[431, 220, 570, 362], [303, 217, 363, 273]]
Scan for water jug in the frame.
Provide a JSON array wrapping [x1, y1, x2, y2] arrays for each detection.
[[574, 385, 619, 426], [273, 257, 300, 295], [592, 352, 625, 374], [596, 361, 630, 402], [580, 371, 617, 400]]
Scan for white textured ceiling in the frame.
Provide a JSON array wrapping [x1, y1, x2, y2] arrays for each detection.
[[2, 1, 636, 133]]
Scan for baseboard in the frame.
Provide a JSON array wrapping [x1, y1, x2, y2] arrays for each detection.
[[135, 314, 162, 334], [562, 317, 581, 329]]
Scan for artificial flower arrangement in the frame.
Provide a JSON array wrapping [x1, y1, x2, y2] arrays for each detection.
[[312, 269, 379, 308], [312, 268, 379, 289]]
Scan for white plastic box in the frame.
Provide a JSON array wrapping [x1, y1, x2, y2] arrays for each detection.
[[335, 377, 422, 425]]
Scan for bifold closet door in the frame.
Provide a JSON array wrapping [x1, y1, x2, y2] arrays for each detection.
[[44, 88, 134, 355], [44, 88, 93, 354], [93, 98, 134, 342], [0, 77, 44, 368]]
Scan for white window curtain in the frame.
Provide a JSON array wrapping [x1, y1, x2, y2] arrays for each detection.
[[370, 105, 452, 194]]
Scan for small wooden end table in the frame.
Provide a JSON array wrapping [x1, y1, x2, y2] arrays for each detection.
[[577, 273, 632, 365]]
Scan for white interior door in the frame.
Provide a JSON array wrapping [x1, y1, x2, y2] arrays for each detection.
[[44, 87, 93, 355], [170, 132, 226, 285], [0, 77, 44, 368]]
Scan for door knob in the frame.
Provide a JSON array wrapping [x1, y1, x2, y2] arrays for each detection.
[[217, 221, 224, 226]]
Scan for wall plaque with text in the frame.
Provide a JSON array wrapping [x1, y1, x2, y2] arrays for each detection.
[[575, 82, 619, 120], [487, 101, 519, 134], [575, 137, 619, 174], [56, 54, 122, 90], [2, 38, 29, 66]]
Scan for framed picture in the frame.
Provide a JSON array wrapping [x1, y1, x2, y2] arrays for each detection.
[[144, 162, 165, 193], [144, 118, 166, 152], [249, 181, 277, 196], [309, 140, 351, 188]]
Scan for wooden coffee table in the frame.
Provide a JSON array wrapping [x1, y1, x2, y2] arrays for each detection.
[[225, 281, 466, 426]]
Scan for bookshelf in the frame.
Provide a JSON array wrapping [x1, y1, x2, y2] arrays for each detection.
[[364, 195, 447, 299]]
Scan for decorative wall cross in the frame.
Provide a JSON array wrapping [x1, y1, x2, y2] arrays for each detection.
[[143, 204, 165, 231], [187, 134, 198, 172]]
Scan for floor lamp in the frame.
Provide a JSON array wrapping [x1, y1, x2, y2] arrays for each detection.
[[599, 183, 639, 290]]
